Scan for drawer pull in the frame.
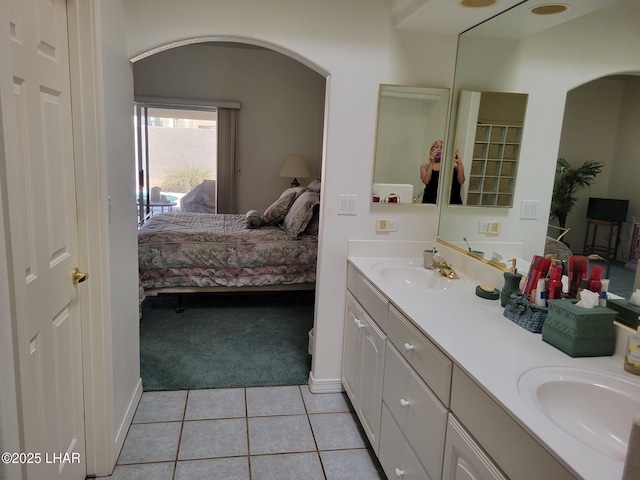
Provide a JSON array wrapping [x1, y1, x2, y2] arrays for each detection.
[[403, 342, 414, 352], [394, 468, 405, 477], [353, 318, 365, 329], [400, 398, 410, 408]]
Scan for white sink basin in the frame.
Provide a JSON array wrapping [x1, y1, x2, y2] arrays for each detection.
[[371, 262, 461, 290], [518, 366, 640, 461]]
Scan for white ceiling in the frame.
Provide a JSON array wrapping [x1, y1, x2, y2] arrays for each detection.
[[389, 0, 628, 39]]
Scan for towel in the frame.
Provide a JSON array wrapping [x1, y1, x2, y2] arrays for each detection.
[[622, 413, 640, 479], [245, 209, 262, 229]]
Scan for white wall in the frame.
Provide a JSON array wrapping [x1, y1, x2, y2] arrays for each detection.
[[439, 0, 640, 263], [122, 0, 458, 388], [98, 0, 141, 434], [133, 43, 326, 213]]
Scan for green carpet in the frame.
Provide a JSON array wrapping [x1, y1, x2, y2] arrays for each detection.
[[139, 291, 314, 391]]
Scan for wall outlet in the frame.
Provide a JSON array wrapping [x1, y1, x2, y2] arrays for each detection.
[[389, 219, 398, 232], [487, 221, 501, 234], [376, 219, 390, 233]]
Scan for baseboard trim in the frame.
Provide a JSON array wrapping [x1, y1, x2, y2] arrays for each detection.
[[114, 378, 143, 458], [308, 372, 343, 393]]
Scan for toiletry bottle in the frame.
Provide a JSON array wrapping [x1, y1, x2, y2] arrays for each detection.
[[586, 265, 604, 295], [500, 259, 522, 307], [624, 325, 640, 376], [599, 279, 609, 307], [534, 278, 547, 307], [547, 264, 563, 301]]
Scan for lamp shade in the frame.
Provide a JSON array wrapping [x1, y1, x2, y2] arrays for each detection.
[[279, 155, 310, 180]]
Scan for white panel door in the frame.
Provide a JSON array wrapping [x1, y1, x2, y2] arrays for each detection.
[[6, 0, 86, 478]]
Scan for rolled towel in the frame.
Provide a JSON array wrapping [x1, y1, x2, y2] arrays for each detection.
[[245, 209, 262, 229], [622, 413, 640, 479]]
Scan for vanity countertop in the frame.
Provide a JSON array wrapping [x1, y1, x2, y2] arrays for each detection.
[[348, 254, 638, 480]]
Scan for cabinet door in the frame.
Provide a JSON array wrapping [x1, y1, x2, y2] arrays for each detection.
[[379, 404, 432, 480], [342, 292, 364, 404], [358, 312, 386, 452], [442, 415, 507, 480]]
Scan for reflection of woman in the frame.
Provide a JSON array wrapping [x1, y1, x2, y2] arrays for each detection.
[[420, 141, 466, 204], [420, 140, 443, 204], [450, 148, 466, 205]]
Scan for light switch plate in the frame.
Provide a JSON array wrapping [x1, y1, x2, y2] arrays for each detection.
[[520, 200, 539, 220], [338, 194, 357, 215]]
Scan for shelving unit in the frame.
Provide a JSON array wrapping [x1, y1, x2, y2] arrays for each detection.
[[467, 124, 522, 207]]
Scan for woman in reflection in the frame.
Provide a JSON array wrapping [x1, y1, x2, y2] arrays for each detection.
[[450, 148, 465, 205], [420, 140, 465, 204]]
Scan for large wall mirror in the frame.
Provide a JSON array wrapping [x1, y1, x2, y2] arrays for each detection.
[[438, 0, 638, 267], [372, 85, 449, 205], [452, 90, 528, 207]]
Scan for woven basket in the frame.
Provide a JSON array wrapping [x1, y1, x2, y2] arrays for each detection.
[[503, 291, 549, 333]]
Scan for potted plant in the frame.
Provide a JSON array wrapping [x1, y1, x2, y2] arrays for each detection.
[[550, 158, 604, 229]]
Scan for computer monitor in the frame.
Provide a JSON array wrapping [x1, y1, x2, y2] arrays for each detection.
[[586, 198, 629, 223]]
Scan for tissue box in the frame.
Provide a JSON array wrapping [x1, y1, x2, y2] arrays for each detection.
[[606, 298, 640, 327], [541, 300, 617, 357]]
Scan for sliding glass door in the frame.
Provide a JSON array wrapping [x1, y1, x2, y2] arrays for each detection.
[[135, 104, 217, 223]]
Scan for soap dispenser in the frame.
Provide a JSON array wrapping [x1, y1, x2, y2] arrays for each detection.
[[501, 259, 523, 307], [624, 324, 640, 376]]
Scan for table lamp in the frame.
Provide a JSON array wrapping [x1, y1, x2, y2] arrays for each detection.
[[279, 155, 310, 187]]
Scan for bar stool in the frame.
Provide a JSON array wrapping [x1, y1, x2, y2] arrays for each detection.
[[583, 218, 621, 261]]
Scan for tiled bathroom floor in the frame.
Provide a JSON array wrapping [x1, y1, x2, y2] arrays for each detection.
[[94, 385, 387, 480]]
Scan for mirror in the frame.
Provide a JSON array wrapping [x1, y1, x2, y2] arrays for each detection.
[[372, 85, 450, 205], [451, 90, 528, 207], [438, 0, 637, 267]]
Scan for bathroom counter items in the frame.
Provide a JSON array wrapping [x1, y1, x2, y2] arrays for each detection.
[[347, 254, 638, 480]]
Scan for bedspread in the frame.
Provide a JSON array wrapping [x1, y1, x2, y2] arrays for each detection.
[[138, 212, 317, 290]]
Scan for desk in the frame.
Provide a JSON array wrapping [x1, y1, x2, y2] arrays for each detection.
[[582, 218, 621, 261]]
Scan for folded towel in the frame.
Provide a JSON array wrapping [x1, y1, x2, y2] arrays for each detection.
[[245, 209, 262, 229], [622, 413, 640, 479]]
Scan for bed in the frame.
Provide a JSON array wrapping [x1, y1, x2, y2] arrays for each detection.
[[138, 182, 320, 296]]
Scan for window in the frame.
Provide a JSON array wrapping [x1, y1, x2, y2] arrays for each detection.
[[135, 104, 218, 223]]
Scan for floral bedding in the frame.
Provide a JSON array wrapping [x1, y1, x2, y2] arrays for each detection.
[[138, 212, 317, 290]]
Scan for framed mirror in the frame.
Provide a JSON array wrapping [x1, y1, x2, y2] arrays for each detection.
[[372, 85, 450, 205], [451, 90, 527, 207]]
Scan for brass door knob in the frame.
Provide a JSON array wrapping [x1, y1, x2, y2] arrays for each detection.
[[72, 267, 89, 285]]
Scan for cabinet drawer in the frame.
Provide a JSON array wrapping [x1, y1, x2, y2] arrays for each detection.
[[347, 263, 389, 332], [379, 404, 432, 480], [451, 366, 577, 480], [383, 343, 447, 480], [388, 305, 452, 405]]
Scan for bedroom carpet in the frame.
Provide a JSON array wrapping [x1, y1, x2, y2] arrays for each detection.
[[139, 290, 314, 391]]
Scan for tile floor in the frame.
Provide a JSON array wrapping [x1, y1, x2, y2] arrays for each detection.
[[93, 385, 387, 480]]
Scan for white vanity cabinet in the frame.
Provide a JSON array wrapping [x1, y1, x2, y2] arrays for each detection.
[[442, 415, 507, 480], [344, 260, 579, 480], [343, 267, 389, 452]]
